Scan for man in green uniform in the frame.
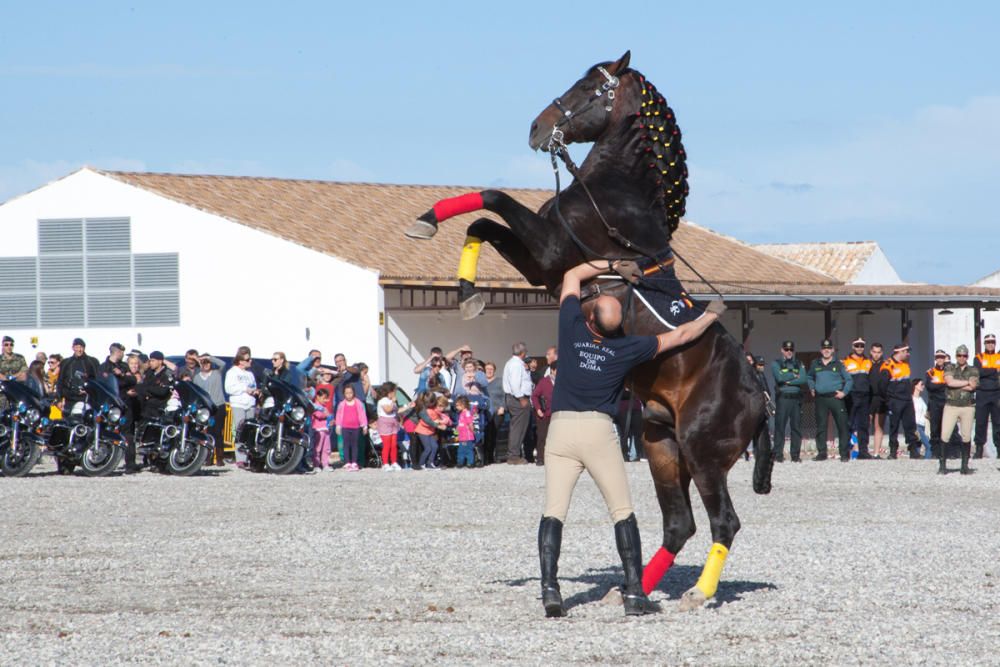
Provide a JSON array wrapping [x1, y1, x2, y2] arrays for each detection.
[[771, 340, 807, 462], [941, 344, 979, 475], [807, 338, 853, 461], [0, 336, 29, 411]]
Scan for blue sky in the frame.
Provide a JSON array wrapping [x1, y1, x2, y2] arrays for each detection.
[[2, 2, 998, 284]]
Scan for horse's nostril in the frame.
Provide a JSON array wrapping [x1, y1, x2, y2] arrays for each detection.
[[530, 121, 538, 135]]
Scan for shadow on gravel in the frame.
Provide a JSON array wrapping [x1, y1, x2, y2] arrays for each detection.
[[496, 565, 777, 610]]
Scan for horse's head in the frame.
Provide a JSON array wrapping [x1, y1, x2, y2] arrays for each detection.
[[528, 51, 635, 151]]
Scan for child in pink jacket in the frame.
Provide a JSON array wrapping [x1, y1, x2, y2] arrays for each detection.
[[335, 385, 368, 471], [455, 395, 476, 468], [311, 388, 333, 470]]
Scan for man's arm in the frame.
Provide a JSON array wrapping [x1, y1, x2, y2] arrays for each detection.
[[443, 346, 468, 363], [560, 261, 614, 303], [806, 361, 817, 393], [840, 366, 853, 396], [654, 309, 721, 355]]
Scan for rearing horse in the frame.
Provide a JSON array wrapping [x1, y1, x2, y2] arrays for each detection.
[[406, 51, 773, 611]]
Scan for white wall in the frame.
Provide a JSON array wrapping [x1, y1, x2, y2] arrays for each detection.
[[385, 309, 558, 393], [933, 308, 1000, 358], [0, 169, 384, 377]]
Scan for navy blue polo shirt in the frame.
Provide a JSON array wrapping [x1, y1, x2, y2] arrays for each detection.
[[551, 296, 658, 417]]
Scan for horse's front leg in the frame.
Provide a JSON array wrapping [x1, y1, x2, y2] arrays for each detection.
[[405, 190, 548, 243], [455, 218, 548, 319]]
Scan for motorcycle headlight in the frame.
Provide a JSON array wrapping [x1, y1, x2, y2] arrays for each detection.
[[195, 407, 211, 424], [107, 407, 122, 423], [25, 408, 41, 425], [290, 406, 306, 423]]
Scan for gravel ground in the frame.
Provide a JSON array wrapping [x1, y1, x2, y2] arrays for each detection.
[[2, 455, 999, 666]]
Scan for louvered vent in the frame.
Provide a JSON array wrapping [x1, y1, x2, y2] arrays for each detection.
[[40, 293, 85, 327], [85, 219, 131, 253], [135, 291, 179, 326], [38, 220, 83, 254], [87, 292, 132, 327], [0, 295, 38, 329], [134, 253, 179, 289], [86, 255, 131, 289], [39, 256, 83, 290], [0, 257, 38, 292]]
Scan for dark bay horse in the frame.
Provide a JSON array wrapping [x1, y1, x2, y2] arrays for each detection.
[[405, 51, 773, 611]]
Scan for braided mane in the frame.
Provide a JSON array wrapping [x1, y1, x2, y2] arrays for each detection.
[[627, 70, 689, 239]]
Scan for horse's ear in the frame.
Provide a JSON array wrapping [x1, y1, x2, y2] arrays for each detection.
[[609, 50, 631, 74]]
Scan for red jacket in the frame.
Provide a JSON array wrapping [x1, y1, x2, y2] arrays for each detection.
[[531, 376, 555, 419]]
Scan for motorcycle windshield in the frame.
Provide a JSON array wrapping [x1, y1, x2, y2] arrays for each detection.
[[85, 375, 126, 410], [175, 380, 214, 410], [265, 376, 314, 416], [0, 380, 47, 412]]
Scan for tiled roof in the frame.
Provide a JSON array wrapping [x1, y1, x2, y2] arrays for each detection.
[[754, 241, 879, 282], [97, 170, 837, 289]]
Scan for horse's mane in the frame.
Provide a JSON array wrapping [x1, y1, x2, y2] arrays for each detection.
[[626, 69, 689, 239]]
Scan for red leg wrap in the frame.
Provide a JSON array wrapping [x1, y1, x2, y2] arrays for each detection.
[[642, 547, 676, 594], [433, 192, 484, 221]]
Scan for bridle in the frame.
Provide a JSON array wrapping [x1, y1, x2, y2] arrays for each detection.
[[547, 65, 620, 148]]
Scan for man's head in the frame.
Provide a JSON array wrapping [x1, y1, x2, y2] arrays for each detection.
[[745, 352, 755, 366], [754, 355, 765, 370], [149, 350, 164, 371], [198, 354, 214, 373], [986, 334, 996, 352], [334, 353, 347, 371], [1, 335, 12, 356], [272, 351, 287, 371], [956, 344, 970, 364], [892, 343, 910, 362], [184, 348, 199, 368], [512, 341, 528, 359], [72, 337, 86, 357], [545, 346, 558, 365], [934, 349, 947, 368], [460, 346, 473, 361], [109, 342, 125, 363], [780, 340, 795, 359], [870, 343, 884, 361], [308, 349, 322, 367], [851, 337, 866, 356], [820, 338, 834, 360], [589, 295, 623, 337]]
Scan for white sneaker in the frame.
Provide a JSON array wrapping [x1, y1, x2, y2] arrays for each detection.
[[382, 464, 390, 470], [391, 463, 401, 471]]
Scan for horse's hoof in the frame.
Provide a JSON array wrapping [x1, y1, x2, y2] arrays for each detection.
[[404, 219, 438, 240], [678, 587, 707, 612], [459, 293, 486, 319]]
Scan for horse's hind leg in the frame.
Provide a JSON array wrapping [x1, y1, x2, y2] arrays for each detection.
[[679, 452, 741, 611], [642, 422, 696, 595], [455, 218, 548, 319]]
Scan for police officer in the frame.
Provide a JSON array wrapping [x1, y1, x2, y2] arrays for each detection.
[[136, 351, 174, 427], [99, 343, 140, 473], [925, 350, 948, 459], [877, 343, 921, 459], [808, 339, 853, 461], [771, 340, 807, 462], [973, 333, 1000, 458], [842, 337, 873, 459]]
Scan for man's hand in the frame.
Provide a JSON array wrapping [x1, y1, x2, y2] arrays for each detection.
[[835, 390, 845, 399], [518, 397, 529, 408], [704, 299, 727, 316], [536, 408, 544, 418]]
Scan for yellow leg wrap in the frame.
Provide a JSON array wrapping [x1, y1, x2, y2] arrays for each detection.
[[457, 236, 482, 283], [694, 543, 729, 599]]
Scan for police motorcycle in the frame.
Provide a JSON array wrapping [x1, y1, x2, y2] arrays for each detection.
[[47, 375, 127, 476], [236, 375, 313, 474], [0, 380, 49, 477], [134, 380, 216, 476]]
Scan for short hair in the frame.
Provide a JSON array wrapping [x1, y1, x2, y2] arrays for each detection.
[[512, 341, 527, 356], [870, 342, 883, 350], [430, 346, 443, 355], [334, 352, 346, 360], [186, 348, 199, 357], [316, 388, 330, 399]]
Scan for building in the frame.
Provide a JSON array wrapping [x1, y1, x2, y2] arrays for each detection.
[[2, 168, 998, 389]]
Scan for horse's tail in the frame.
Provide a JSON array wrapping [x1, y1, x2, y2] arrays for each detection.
[[752, 416, 774, 495]]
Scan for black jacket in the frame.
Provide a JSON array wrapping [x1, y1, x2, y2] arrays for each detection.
[[58, 353, 101, 403], [99, 358, 137, 401], [136, 367, 174, 420]]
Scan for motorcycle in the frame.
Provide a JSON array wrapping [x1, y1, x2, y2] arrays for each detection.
[[236, 375, 313, 474], [48, 375, 128, 476], [135, 380, 216, 476], [0, 380, 49, 477]]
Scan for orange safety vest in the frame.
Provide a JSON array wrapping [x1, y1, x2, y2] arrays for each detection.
[[880, 359, 911, 381], [975, 353, 1000, 369], [926, 367, 946, 385], [842, 354, 872, 375]]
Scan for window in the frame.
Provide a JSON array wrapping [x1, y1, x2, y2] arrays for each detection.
[[0, 218, 180, 329]]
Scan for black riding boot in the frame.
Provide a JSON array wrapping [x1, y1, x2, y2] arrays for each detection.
[[974, 444, 984, 459], [961, 443, 974, 475], [538, 516, 566, 617], [614, 514, 659, 616], [888, 442, 898, 459], [937, 441, 947, 475]]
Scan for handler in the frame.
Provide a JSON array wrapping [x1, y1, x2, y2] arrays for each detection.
[[538, 260, 724, 618]]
